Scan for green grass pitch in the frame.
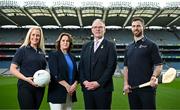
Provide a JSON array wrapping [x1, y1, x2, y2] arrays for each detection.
[[0, 76, 180, 110]]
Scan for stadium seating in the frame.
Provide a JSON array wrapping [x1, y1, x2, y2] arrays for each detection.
[[145, 30, 180, 45], [0, 28, 27, 43], [0, 28, 180, 74]]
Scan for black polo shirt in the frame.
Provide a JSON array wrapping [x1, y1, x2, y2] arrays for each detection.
[[124, 37, 162, 87], [12, 45, 47, 77]]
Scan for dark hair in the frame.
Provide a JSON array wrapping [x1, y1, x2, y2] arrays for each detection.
[[55, 32, 73, 52], [132, 17, 145, 27]]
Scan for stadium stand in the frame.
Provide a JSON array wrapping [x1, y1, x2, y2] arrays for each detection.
[[0, 0, 180, 75], [0, 28, 179, 64], [174, 30, 180, 40], [44, 28, 91, 43], [0, 28, 26, 43], [1, 28, 179, 45], [145, 30, 180, 45]]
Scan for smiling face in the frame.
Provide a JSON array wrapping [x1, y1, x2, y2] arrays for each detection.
[[131, 20, 144, 37], [29, 29, 41, 48], [60, 35, 70, 52], [91, 19, 106, 40]]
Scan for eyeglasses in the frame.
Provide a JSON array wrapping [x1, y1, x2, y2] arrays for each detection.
[[92, 26, 104, 29]]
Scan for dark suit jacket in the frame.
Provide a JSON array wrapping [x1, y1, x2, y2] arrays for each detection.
[[79, 38, 117, 92], [47, 50, 79, 103]]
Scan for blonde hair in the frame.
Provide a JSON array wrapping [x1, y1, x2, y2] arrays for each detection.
[[20, 26, 45, 53]]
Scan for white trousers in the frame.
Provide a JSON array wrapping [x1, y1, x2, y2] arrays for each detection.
[[49, 94, 72, 110]]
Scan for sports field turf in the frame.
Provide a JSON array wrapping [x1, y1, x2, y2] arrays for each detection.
[[0, 76, 180, 110]]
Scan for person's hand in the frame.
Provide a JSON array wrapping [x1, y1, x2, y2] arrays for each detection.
[[83, 80, 89, 86], [83, 80, 93, 90], [65, 84, 71, 94], [83, 80, 100, 90], [25, 77, 38, 87], [69, 83, 77, 96], [88, 81, 100, 90], [85, 81, 100, 90], [123, 84, 131, 95], [150, 76, 158, 88]]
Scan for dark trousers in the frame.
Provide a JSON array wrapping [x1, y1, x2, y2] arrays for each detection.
[[128, 88, 156, 110], [17, 81, 45, 110], [83, 90, 112, 110]]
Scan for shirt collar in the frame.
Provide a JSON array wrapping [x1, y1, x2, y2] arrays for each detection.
[[134, 35, 144, 42], [134, 36, 146, 43], [94, 37, 104, 44], [133, 37, 146, 44], [27, 44, 41, 52]]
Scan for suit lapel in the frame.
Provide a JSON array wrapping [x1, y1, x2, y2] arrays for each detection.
[[57, 51, 69, 78], [88, 42, 93, 58], [87, 42, 93, 71]]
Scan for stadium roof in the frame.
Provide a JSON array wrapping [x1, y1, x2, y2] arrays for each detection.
[[0, 0, 180, 29]]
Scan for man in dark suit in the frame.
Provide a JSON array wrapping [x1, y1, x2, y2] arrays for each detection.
[[79, 19, 117, 109]]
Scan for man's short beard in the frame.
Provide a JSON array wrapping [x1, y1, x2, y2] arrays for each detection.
[[134, 31, 143, 37]]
